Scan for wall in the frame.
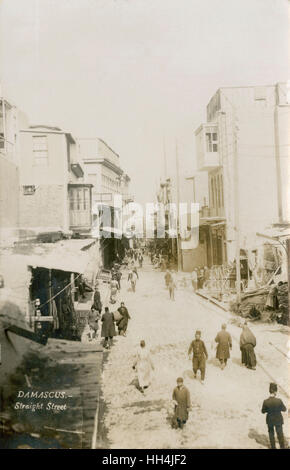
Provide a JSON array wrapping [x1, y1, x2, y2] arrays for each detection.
[[182, 243, 207, 271], [0, 104, 29, 245], [19, 184, 68, 232], [18, 131, 69, 232], [214, 86, 289, 261], [101, 164, 120, 196], [276, 106, 290, 222], [19, 131, 68, 185], [97, 139, 120, 167], [0, 155, 20, 245]]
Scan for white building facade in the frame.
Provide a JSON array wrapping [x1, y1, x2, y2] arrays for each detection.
[[78, 138, 132, 267], [195, 82, 289, 268]]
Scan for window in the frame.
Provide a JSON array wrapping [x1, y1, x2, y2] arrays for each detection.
[[95, 193, 112, 202], [206, 132, 218, 152], [69, 187, 90, 211], [84, 188, 89, 210], [216, 176, 220, 208], [214, 177, 217, 209], [77, 188, 83, 210], [0, 133, 4, 149], [23, 185, 36, 195], [33, 135, 48, 165], [211, 178, 215, 208]]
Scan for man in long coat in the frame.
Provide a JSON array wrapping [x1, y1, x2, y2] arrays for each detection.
[[215, 323, 232, 369], [188, 330, 208, 383], [240, 323, 257, 370], [168, 271, 177, 300], [262, 382, 286, 449], [101, 307, 116, 349], [164, 270, 172, 289], [88, 306, 101, 338], [172, 377, 191, 429], [92, 286, 102, 313], [117, 302, 131, 336]]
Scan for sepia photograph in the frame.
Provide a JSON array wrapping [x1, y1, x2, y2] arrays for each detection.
[[0, 0, 289, 453]]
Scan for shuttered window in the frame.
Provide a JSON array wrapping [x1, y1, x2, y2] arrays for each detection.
[[33, 135, 48, 165]]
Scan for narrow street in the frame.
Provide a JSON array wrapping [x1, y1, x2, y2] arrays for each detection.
[[100, 259, 289, 449]]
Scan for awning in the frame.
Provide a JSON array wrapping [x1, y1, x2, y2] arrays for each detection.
[[200, 217, 226, 226], [27, 239, 95, 274], [256, 228, 290, 240], [28, 254, 88, 274], [101, 226, 123, 237]]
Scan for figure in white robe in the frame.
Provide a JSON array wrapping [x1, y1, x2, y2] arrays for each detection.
[[133, 341, 154, 392]]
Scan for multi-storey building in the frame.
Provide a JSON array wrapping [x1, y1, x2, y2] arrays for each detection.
[[19, 125, 93, 238], [0, 96, 29, 245], [195, 83, 289, 270], [155, 172, 208, 271], [78, 138, 132, 266]]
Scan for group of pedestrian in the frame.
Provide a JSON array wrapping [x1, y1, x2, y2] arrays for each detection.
[[83, 270, 132, 350], [101, 301, 131, 349], [186, 322, 256, 385], [190, 266, 210, 291], [93, 256, 286, 448], [175, 323, 286, 449], [171, 375, 287, 447], [124, 248, 145, 268], [150, 249, 170, 271]]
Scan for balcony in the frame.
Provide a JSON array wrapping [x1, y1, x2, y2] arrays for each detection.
[[70, 163, 84, 178], [68, 184, 92, 235], [195, 123, 220, 171]]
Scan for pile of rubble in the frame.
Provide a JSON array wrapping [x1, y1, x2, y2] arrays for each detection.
[[230, 282, 289, 325]]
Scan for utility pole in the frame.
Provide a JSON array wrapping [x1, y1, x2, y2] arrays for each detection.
[[233, 113, 241, 303], [175, 140, 182, 272], [274, 105, 283, 223], [163, 137, 167, 179]]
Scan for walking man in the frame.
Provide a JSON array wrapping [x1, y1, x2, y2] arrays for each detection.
[[262, 383, 286, 449], [92, 283, 102, 313], [133, 340, 154, 393], [116, 302, 131, 336], [168, 270, 177, 300], [128, 269, 138, 293], [101, 307, 116, 349], [164, 269, 172, 289], [215, 323, 232, 369], [138, 253, 144, 268], [191, 269, 198, 292], [115, 269, 122, 290], [110, 278, 119, 304], [188, 330, 208, 384], [240, 322, 257, 370], [88, 306, 101, 338], [172, 377, 191, 429]]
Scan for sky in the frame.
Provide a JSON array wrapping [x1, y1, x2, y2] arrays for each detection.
[[0, 0, 288, 203]]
